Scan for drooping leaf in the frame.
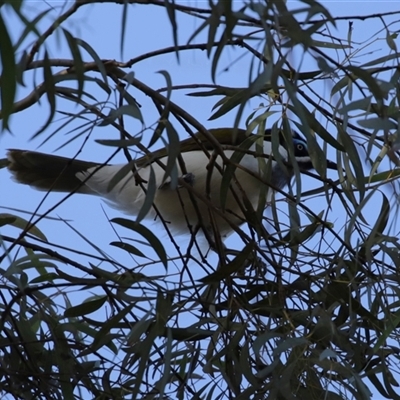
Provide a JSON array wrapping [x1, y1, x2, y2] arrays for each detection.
[[98, 104, 143, 126], [63, 29, 85, 99], [219, 135, 258, 210], [164, 0, 179, 61], [200, 242, 255, 283], [337, 124, 365, 201], [64, 296, 107, 318], [0, 13, 16, 130], [96, 137, 142, 148], [106, 160, 136, 193], [310, 39, 352, 49], [110, 241, 146, 258], [136, 166, 156, 223], [112, 218, 168, 269], [77, 38, 108, 85], [0, 213, 47, 241], [29, 52, 56, 140]]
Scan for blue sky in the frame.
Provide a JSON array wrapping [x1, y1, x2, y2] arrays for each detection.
[[1, 1, 400, 397], [2, 0, 399, 269]]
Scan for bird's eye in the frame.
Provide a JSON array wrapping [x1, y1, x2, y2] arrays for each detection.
[[297, 144, 304, 151]]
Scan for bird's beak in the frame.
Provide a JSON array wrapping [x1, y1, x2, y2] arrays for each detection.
[[326, 160, 338, 170]]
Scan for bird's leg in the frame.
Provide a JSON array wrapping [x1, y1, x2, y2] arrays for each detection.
[[179, 172, 195, 187], [133, 171, 147, 186], [130, 163, 147, 186], [159, 172, 196, 189]]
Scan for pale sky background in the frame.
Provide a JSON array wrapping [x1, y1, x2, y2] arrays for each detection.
[[1, 1, 400, 398]]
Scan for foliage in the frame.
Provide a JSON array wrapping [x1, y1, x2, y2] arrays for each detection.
[[1, 0, 400, 399]]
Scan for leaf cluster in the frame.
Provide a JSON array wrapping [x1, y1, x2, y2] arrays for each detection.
[[1, 0, 400, 399]]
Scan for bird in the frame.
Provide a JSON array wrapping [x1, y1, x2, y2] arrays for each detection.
[[5, 127, 337, 245]]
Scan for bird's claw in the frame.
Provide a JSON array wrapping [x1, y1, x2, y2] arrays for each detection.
[[159, 172, 195, 189], [179, 172, 195, 187]]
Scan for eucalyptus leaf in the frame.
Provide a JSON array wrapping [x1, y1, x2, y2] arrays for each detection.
[[112, 218, 168, 269], [0, 13, 16, 130], [0, 213, 47, 241], [64, 296, 107, 317], [96, 137, 142, 147]]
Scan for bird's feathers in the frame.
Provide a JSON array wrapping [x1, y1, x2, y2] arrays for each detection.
[[5, 128, 309, 238], [7, 149, 99, 194]]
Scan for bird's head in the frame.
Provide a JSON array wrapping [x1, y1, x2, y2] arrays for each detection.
[[264, 128, 337, 172]]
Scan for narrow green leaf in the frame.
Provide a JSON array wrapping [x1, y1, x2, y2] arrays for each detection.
[[155, 291, 173, 332], [253, 331, 282, 357], [163, 121, 180, 188], [207, 6, 219, 57], [311, 39, 351, 49], [30, 273, 59, 284], [209, 90, 248, 120], [63, 29, 84, 99], [348, 65, 385, 101], [6, 254, 57, 276], [366, 371, 393, 399], [136, 167, 156, 223], [210, 75, 271, 121], [186, 18, 209, 47], [13, 8, 51, 51], [112, 218, 168, 269], [357, 117, 397, 131], [338, 96, 373, 114], [316, 57, 335, 73], [337, 124, 365, 201], [220, 135, 258, 210], [98, 104, 143, 126], [366, 194, 390, 242], [164, 0, 179, 61], [64, 296, 107, 317], [8, 0, 23, 11], [119, 85, 139, 108], [149, 120, 166, 148], [369, 145, 388, 179], [157, 70, 173, 101], [30, 51, 56, 139], [0, 213, 47, 241], [347, 20, 353, 48], [221, 0, 234, 37], [386, 31, 397, 51], [200, 243, 254, 283], [120, 2, 129, 57], [131, 324, 158, 399], [107, 160, 136, 193], [77, 38, 108, 84], [211, 30, 228, 83], [0, 215, 16, 227], [363, 52, 400, 67], [96, 137, 141, 147], [187, 87, 245, 98], [331, 76, 349, 97], [169, 327, 214, 341], [0, 13, 16, 129], [93, 303, 135, 349], [289, 220, 323, 246], [286, 105, 345, 152], [110, 241, 146, 258], [292, 120, 328, 178], [367, 168, 400, 184]]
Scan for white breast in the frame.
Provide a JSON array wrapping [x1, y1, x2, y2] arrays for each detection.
[[76, 140, 289, 239]]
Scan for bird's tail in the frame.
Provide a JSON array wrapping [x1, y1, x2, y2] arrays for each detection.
[[6, 149, 100, 194]]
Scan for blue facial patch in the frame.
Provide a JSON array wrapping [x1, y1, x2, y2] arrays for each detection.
[[292, 138, 308, 149]]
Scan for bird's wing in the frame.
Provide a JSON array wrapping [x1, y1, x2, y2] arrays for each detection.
[[135, 128, 249, 167], [5, 128, 255, 193]]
